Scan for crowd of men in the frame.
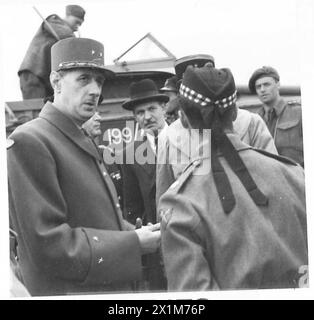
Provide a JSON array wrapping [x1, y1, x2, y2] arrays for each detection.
[[7, 5, 308, 296]]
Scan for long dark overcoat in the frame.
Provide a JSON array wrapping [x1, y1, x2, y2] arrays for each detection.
[[7, 102, 142, 296]]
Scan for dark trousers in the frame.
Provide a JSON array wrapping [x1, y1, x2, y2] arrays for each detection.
[[143, 252, 167, 291], [19, 71, 53, 100]]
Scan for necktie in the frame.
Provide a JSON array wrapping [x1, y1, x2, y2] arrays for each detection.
[[264, 108, 274, 125], [154, 135, 158, 154]]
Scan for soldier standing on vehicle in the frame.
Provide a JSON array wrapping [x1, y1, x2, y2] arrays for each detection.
[[18, 5, 85, 100], [248, 66, 304, 166]]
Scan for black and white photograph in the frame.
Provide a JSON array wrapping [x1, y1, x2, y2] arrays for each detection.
[[0, 0, 313, 299]]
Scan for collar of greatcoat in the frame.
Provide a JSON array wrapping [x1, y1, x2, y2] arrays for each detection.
[[39, 102, 102, 162]]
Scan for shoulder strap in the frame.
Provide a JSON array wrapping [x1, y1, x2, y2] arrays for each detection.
[[253, 148, 298, 166]]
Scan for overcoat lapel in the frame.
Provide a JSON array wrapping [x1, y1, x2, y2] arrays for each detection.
[[39, 103, 125, 229], [134, 139, 156, 194], [39, 102, 102, 162], [134, 139, 156, 176]]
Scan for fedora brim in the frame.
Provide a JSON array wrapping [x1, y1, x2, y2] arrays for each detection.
[[58, 64, 115, 80], [122, 94, 169, 111], [160, 86, 177, 93]]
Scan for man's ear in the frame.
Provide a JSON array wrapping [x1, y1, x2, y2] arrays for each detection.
[[50, 71, 62, 93]]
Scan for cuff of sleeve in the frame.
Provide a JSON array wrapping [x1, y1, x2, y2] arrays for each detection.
[[81, 229, 142, 286]]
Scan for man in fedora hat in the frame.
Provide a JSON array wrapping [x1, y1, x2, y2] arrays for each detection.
[[18, 4, 85, 100], [158, 65, 308, 291], [248, 66, 304, 166], [156, 55, 277, 205], [7, 38, 160, 296], [119, 78, 168, 291]]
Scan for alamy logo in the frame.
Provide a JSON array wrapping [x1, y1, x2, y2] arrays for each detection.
[[100, 121, 212, 175]]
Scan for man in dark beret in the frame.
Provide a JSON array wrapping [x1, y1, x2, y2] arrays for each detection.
[[8, 37, 160, 296], [18, 4, 85, 100], [158, 64, 308, 291], [248, 66, 304, 166]]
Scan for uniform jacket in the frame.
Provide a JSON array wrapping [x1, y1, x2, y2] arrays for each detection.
[[18, 15, 74, 91], [159, 134, 308, 291], [7, 102, 142, 296], [156, 109, 277, 205], [256, 99, 304, 166]]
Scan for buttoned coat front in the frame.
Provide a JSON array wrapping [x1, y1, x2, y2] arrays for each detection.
[[120, 138, 157, 225], [7, 102, 142, 296], [256, 99, 304, 166]]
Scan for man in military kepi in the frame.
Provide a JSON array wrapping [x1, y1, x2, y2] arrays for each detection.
[[8, 37, 161, 296], [174, 54, 215, 80], [159, 64, 308, 291], [248, 66, 304, 166], [18, 4, 85, 100]]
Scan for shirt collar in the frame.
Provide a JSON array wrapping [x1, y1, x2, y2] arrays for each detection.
[[263, 98, 286, 117], [140, 121, 168, 139], [273, 98, 286, 116]]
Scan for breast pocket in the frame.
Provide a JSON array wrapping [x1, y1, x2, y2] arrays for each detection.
[[275, 118, 303, 162]]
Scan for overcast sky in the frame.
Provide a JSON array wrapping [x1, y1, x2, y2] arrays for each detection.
[[0, 0, 309, 102]]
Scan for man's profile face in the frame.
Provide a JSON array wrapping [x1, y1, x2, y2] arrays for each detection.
[[133, 100, 165, 135], [82, 112, 102, 138], [57, 69, 104, 124], [65, 15, 83, 31], [255, 76, 280, 105]]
